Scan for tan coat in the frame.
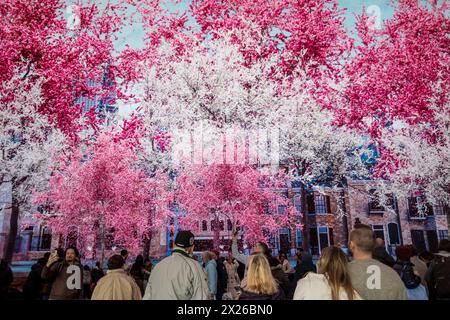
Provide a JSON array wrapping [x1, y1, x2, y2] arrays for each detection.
[[91, 269, 142, 300]]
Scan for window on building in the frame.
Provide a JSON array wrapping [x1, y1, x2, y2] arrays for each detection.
[[307, 193, 315, 214], [277, 205, 287, 215], [202, 220, 208, 231], [427, 230, 439, 253], [318, 227, 331, 251], [227, 219, 233, 231], [368, 189, 384, 213], [296, 229, 302, 248], [293, 195, 302, 213], [408, 196, 433, 218], [411, 230, 426, 252], [388, 223, 400, 245], [315, 195, 326, 214], [219, 220, 224, 231], [39, 227, 52, 251], [309, 228, 319, 255], [372, 225, 385, 240], [439, 230, 449, 240]]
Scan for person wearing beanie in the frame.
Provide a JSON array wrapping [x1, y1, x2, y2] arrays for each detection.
[[91, 255, 142, 300], [143, 230, 210, 300]]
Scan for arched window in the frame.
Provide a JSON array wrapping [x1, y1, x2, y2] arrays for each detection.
[[202, 220, 208, 231]]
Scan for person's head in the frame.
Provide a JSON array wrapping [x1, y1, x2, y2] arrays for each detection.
[[108, 254, 125, 270], [418, 250, 434, 263], [395, 245, 413, 262], [202, 251, 214, 264], [134, 254, 144, 265], [65, 246, 79, 263], [227, 249, 234, 261], [349, 225, 375, 259], [83, 265, 90, 271], [245, 254, 278, 295], [279, 252, 287, 262], [253, 241, 270, 256], [374, 238, 385, 248], [120, 249, 128, 260], [56, 248, 64, 258], [43, 252, 51, 261], [95, 261, 101, 268], [174, 230, 195, 254], [144, 258, 152, 267], [411, 246, 420, 257], [438, 239, 450, 253], [317, 246, 356, 300], [212, 250, 220, 260]]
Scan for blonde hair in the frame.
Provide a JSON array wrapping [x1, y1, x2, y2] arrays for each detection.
[[245, 254, 278, 295], [317, 246, 355, 300]]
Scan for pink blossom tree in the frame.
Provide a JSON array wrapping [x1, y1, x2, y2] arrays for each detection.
[[175, 164, 298, 248], [337, 0, 450, 205], [34, 133, 173, 261]]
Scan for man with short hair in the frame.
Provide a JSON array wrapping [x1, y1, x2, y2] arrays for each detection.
[[91, 255, 142, 300], [348, 226, 407, 300], [41, 246, 83, 300], [143, 231, 209, 300]]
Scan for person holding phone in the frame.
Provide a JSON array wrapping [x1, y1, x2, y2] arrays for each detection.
[[41, 246, 83, 300]]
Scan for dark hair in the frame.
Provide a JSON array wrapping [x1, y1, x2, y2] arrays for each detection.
[[43, 252, 51, 260], [83, 265, 91, 271], [108, 255, 125, 270], [120, 249, 128, 257], [395, 246, 413, 262], [267, 256, 281, 267], [65, 246, 79, 257], [95, 261, 101, 268], [438, 239, 450, 252], [419, 250, 434, 261], [56, 248, 65, 257], [256, 241, 270, 256]]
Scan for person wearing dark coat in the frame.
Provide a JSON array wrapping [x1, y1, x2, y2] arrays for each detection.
[[294, 251, 316, 282], [23, 252, 50, 300], [0, 259, 13, 300], [239, 254, 284, 301], [212, 250, 228, 300], [373, 238, 395, 268]]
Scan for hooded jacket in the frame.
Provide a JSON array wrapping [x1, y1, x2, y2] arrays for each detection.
[[143, 248, 210, 300], [91, 269, 142, 300]]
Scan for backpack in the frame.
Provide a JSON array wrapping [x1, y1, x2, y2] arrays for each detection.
[[396, 262, 421, 289], [431, 256, 450, 299]]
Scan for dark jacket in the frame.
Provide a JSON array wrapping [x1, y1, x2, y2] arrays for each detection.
[[270, 265, 290, 297], [0, 263, 13, 300], [216, 257, 228, 300], [294, 252, 316, 282], [239, 289, 284, 300], [373, 247, 396, 268], [23, 262, 45, 300], [41, 261, 83, 300]]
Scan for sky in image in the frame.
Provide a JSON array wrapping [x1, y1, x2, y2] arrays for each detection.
[[103, 0, 396, 117]]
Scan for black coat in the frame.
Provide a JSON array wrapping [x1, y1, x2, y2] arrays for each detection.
[[239, 289, 284, 301]]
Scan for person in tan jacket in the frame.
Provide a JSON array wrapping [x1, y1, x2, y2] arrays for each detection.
[[92, 255, 142, 300]]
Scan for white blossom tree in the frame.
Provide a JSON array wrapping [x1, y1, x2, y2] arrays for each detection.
[[0, 75, 68, 261]]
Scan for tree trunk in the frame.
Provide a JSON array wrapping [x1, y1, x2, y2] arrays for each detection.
[[213, 214, 220, 250], [100, 222, 106, 266], [143, 232, 152, 259], [4, 196, 19, 263], [300, 183, 309, 252]]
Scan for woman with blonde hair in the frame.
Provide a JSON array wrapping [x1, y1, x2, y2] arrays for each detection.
[[293, 246, 362, 300], [239, 254, 284, 300]]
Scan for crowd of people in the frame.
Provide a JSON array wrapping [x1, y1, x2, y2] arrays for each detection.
[[0, 225, 449, 301]]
